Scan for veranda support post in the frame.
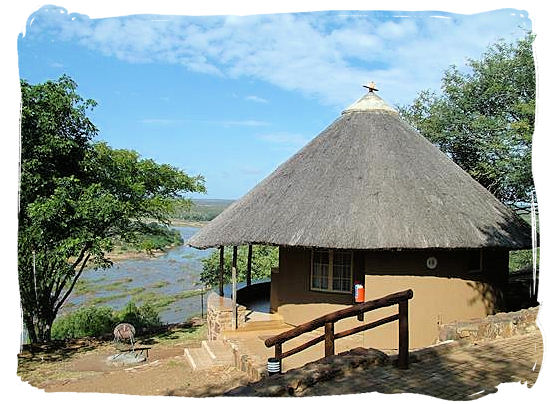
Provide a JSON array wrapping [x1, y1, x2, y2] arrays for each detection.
[[232, 246, 238, 329], [218, 246, 224, 297], [246, 244, 253, 287]]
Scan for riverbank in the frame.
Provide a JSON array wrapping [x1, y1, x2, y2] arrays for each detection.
[[105, 244, 177, 263], [168, 219, 208, 228], [103, 220, 206, 262]]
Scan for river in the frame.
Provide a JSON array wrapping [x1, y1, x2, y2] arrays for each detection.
[[64, 226, 214, 324]]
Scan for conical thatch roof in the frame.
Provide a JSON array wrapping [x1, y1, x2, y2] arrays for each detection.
[[188, 90, 531, 250]]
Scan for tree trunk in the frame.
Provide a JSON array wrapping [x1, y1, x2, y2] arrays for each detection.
[[23, 313, 37, 345], [37, 317, 53, 342], [25, 308, 55, 343]]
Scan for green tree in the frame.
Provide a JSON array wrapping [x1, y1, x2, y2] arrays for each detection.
[[398, 34, 535, 208], [200, 245, 278, 287], [19, 76, 205, 343]]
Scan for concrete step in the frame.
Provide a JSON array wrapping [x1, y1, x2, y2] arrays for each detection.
[[245, 310, 284, 322], [235, 320, 290, 331], [242, 319, 286, 329], [202, 340, 234, 364], [184, 346, 215, 371]]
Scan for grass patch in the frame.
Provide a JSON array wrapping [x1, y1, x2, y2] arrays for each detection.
[[151, 280, 170, 289], [73, 275, 125, 296], [89, 286, 147, 305], [73, 279, 95, 296], [142, 322, 206, 345], [131, 288, 209, 311], [103, 277, 134, 291]]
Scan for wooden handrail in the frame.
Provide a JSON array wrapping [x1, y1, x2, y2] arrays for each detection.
[[265, 289, 413, 372], [265, 289, 412, 347]]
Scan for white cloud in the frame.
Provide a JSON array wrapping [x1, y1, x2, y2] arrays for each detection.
[[219, 120, 269, 127], [245, 95, 268, 103], [28, 8, 531, 107]]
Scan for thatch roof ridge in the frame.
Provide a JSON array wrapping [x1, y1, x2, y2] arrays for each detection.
[[188, 98, 531, 250]]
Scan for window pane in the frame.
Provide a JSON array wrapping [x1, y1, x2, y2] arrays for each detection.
[[312, 250, 330, 290], [332, 251, 352, 291]]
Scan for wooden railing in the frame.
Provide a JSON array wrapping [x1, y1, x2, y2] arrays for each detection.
[[265, 289, 413, 370]]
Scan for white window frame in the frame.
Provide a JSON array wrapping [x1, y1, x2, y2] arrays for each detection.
[[310, 249, 353, 294]]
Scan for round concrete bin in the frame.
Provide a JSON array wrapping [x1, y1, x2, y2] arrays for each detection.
[[107, 351, 147, 366]]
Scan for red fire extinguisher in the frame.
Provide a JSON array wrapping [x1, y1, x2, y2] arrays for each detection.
[[354, 281, 365, 303]]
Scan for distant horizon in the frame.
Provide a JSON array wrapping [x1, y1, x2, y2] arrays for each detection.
[[190, 197, 235, 202]]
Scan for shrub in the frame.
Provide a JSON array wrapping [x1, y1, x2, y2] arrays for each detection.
[[51, 306, 115, 340], [116, 300, 161, 330], [51, 301, 161, 340]]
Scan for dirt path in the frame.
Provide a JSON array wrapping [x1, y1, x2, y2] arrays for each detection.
[[18, 323, 250, 397]]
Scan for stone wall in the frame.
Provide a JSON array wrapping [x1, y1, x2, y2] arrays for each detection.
[[207, 292, 246, 341], [438, 306, 539, 343]]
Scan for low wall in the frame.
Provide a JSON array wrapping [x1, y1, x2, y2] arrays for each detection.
[[438, 306, 539, 343], [207, 292, 246, 341]]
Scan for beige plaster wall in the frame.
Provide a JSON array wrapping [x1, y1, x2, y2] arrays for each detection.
[[361, 275, 499, 348], [272, 246, 508, 349]]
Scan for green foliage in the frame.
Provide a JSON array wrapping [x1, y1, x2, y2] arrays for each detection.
[[114, 222, 183, 254], [398, 34, 535, 207], [51, 306, 115, 340], [18, 75, 206, 342], [117, 301, 161, 329], [509, 212, 539, 273], [509, 248, 539, 272], [171, 199, 233, 221], [200, 245, 278, 287], [51, 301, 161, 340]]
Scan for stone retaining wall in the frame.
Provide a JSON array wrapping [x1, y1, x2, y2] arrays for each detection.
[[207, 292, 246, 341], [438, 306, 539, 343]]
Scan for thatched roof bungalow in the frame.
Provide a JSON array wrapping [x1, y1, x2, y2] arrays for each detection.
[[188, 85, 532, 349]]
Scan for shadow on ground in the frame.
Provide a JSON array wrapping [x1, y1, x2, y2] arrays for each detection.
[[226, 331, 542, 400]]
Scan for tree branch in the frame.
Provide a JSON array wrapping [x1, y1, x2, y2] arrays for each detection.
[[54, 252, 91, 315], [52, 243, 91, 300]]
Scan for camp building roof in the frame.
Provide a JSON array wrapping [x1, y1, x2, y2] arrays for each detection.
[[187, 89, 532, 250]]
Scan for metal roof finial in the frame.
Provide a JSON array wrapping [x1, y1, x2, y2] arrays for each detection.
[[363, 81, 378, 93]]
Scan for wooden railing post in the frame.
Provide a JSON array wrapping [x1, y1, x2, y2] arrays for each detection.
[[275, 343, 282, 361], [325, 322, 335, 357], [398, 299, 409, 369]]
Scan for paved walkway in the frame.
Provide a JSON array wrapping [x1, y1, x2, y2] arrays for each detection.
[[307, 332, 542, 399], [228, 330, 543, 399]]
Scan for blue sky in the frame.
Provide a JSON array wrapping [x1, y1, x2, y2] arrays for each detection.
[[18, 6, 532, 199]]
